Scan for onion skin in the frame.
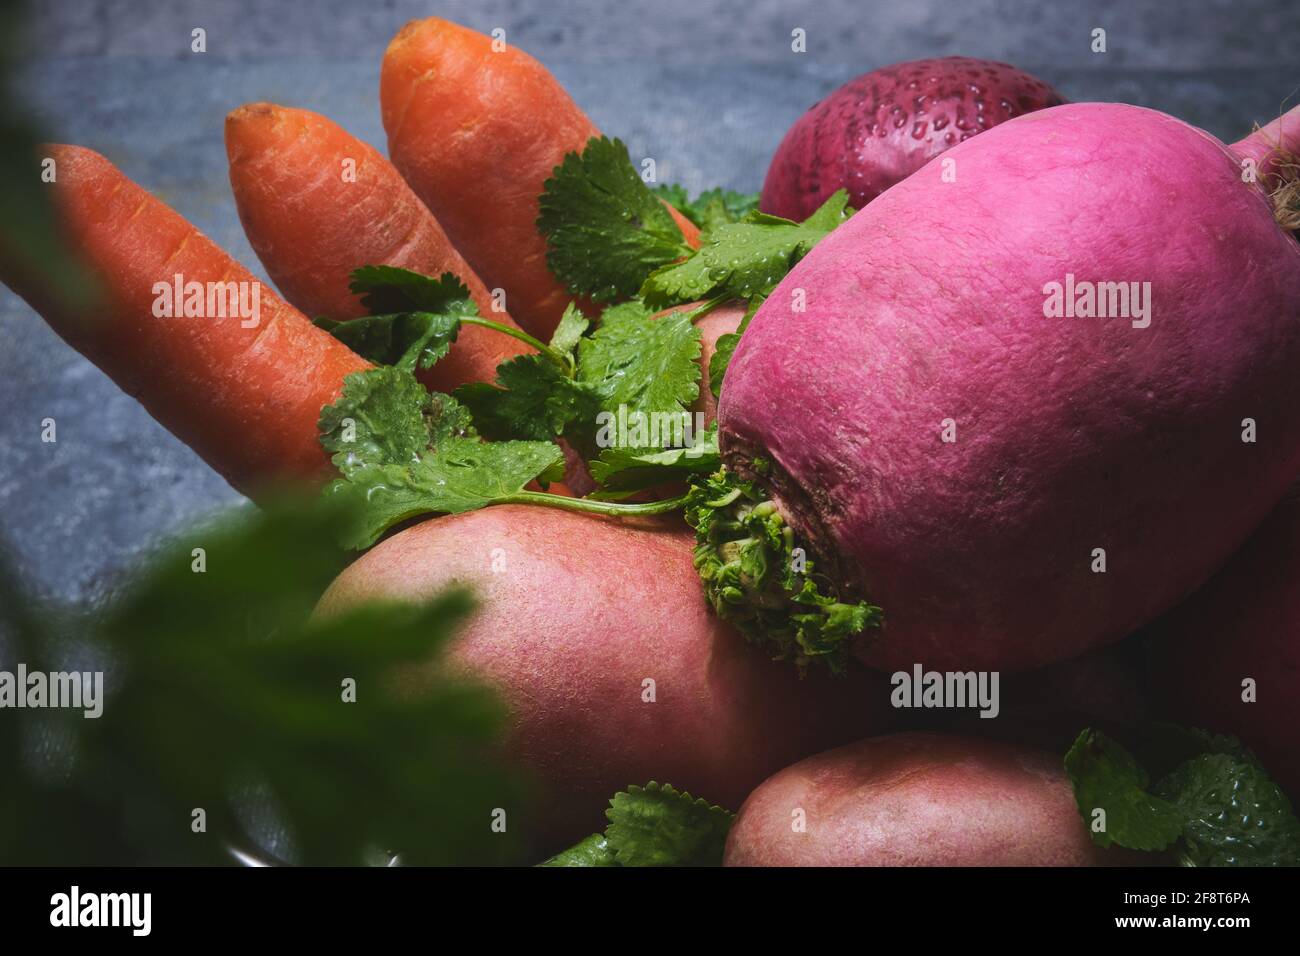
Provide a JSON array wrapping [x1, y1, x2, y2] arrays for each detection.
[[761, 57, 1065, 220]]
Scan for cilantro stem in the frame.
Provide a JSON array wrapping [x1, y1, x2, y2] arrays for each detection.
[[688, 296, 727, 322], [460, 317, 571, 373], [497, 490, 691, 516]]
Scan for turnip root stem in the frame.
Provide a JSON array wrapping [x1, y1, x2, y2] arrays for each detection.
[[685, 467, 880, 673], [500, 489, 692, 516], [1232, 103, 1300, 228]]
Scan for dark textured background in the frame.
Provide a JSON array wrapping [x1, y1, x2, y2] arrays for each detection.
[[3, 0, 1300, 604]]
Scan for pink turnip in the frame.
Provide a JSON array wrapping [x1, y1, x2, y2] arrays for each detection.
[[761, 57, 1065, 220], [717, 102, 1300, 673]]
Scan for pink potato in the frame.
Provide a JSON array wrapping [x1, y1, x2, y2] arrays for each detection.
[[724, 732, 1112, 866], [1145, 486, 1300, 800], [720, 102, 1300, 673], [761, 57, 1064, 220], [691, 301, 744, 426], [316, 505, 893, 847]]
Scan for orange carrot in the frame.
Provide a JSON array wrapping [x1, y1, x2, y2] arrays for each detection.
[[225, 103, 529, 392], [381, 17, 700, 339], [0, 145, 370, 496]]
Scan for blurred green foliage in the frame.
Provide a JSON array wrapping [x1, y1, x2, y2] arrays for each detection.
[[0, 497, 533, 865]]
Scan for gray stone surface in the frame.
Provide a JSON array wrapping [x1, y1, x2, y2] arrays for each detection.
[[2, 0, 1299, 605]]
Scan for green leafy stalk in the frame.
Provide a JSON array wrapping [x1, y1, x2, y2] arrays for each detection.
[[317, 269, 568, 374], [540, 782, 734, 867], [684, 467, 880, 674], [0, 499, 530, 866], [318, 366, 701, 548], [640, 190, 854, 309], [1065, 727, 1300, 866], [588, 423, 720, 499], [652, 184, 761, 234], [494, 489, 692, 516], [460, 316, 568, 369]]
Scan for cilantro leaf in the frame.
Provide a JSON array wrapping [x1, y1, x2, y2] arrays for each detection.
[[454, 354, 604, 443], [538, 136, 693, 302], [604, 783, 735, 867], [319, 367, 472, 475], [542, 782, 735, 867], [1064, 727, 1300, 866], [640, 190, 853, 309], [538, 833, 620, 867], [577, 300, 701, 443], [652, 184, 761, 234], [588, 423, 720, 498], [1156, 753, 1300, 867], [452, 304, 602, 445], [458, 300, 706, 458], [327, 441, 564, 549], [319, 368, 564, 548], [316, 269, 481, 372], [548, 301, 590, 359], [316, 311, 462, 373], [317, 270, 486, 374], [348, 267, 481, 317], [1064, 729, 1184, 852]]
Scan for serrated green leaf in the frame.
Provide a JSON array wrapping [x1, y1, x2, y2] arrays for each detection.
[[549, 302, 590, 358], [348, 267, 480, 318], [1064, 729, 1187, 852], [1156, 753, 1300, 867], [538, 136, 692, 302], [588, 423, 719, 497], [316, 311, 463, 373], [318, 368, 563, 548], [318, 368, 475, 477], [603, 783, 734, 867], [652, 184, 761, 234], [326, 438, 564, 549], [537, 833, 619, 867], [455, 354, 604, 444], [315, 268, 483, 373], [577, 301, 701, 440], [640, 190, 852, 309]]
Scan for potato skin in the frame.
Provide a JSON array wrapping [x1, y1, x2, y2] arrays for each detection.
[[724, 732, 1110, 866], [317, 506, 893, 846], [690, 301, 745, 427]]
